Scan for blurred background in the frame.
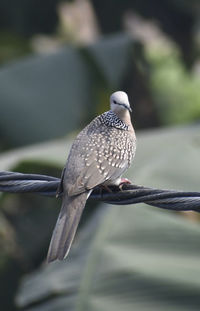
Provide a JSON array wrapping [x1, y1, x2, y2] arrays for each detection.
[[0, 1, 200, 310]]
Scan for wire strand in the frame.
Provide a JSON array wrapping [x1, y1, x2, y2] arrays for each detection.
[[0, 171, 199, 212]]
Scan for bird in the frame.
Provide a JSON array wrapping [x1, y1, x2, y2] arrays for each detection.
[[47, 91, 136, 262]]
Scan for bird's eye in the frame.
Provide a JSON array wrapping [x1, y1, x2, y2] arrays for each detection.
[[113, 100, 117, 104]]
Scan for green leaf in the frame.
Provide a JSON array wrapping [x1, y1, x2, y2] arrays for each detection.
[[0, 34, 134, 148]]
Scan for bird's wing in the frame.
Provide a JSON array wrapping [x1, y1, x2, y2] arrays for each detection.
[[63, 126, 135, 196]]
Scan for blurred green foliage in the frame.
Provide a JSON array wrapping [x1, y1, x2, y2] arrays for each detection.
[[149, 47, 200, 125], [0, 35, 139, 149], [0, 1, 200, 310], [0, 31, 31, 65], [0, 124, 199, 311]]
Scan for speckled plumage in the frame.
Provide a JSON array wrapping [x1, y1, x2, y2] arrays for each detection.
[[47, 91, 136, 262], [64, 110, 136, 196]]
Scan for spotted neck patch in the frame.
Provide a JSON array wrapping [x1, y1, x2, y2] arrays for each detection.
[[100, 111, 129, 131]]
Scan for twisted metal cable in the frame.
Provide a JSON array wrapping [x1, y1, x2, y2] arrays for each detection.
[[0, 171, 200, 212]]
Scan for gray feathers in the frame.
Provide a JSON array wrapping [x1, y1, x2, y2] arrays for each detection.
[[47, 107, 136, 262], [64, 111, 136, 195], [47, 192, 88, 262]]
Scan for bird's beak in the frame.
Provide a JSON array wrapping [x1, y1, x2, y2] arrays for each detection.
[[120, 103, 132, 113]]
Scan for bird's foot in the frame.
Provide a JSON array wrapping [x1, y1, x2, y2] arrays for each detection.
[[56, 185, 63, 198], [56, 167, 66, 198], [119, 178, 132, 191], [99, 184, 113, 195]]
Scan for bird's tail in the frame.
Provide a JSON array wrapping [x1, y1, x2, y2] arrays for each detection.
[[47, 192, 88, 263]]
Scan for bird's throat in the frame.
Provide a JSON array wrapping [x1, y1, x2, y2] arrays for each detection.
[[115, 110, 133, 132]]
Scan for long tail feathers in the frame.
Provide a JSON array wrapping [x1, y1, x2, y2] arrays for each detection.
[[47, 192, 88, 263]]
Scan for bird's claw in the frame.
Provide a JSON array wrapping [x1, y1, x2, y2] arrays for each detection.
[[99, 184, 113, 197], [119, 178, 132, 191]]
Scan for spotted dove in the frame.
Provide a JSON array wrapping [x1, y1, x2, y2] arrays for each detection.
[[47, 91, 136, 262]]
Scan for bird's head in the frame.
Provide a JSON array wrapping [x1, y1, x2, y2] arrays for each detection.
[[110, 91, 132, 114]]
